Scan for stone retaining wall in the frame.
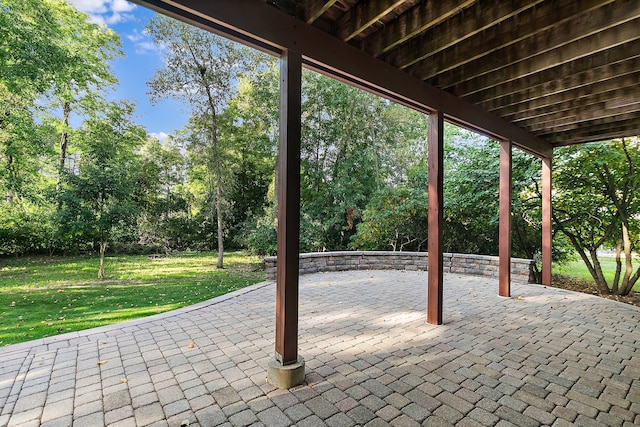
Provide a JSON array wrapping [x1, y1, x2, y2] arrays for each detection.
[[264, 251, 535, 283]]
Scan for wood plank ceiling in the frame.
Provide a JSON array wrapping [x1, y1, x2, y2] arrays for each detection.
[[270, 0, 640, 147]]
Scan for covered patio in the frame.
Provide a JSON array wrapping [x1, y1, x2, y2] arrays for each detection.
[[1, 270, 639, 426], [124, 0, 640, 388], [2, 0, 639, 425]]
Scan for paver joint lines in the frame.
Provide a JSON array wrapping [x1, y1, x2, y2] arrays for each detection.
[[0, 270, 639, 426]]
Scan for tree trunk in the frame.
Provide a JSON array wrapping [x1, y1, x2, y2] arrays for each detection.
[[513, 211, 541, 283], [57, 101, 71, 190], [204, 86, 224, 269], [554, 218, 613, 294], [98, 239, 106, 279], [619, 221, 633, 295], [613, 238, 622, 294], [621, 267, 640, 296], [215, 165, 224, 269], [589, 249, 610, 293]]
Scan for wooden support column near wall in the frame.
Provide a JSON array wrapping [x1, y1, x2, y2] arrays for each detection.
[[541, 155, 553, 286], [427, 110, 444, 325], [268, 49, 305, 389], [499, 140, 512, 297]]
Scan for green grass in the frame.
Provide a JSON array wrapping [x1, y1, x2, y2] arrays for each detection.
[[554, 256, 640, 292], [0, 251, 265, 346]]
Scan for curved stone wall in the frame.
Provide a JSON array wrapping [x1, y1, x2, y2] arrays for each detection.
[[264, 251, 535, 283]]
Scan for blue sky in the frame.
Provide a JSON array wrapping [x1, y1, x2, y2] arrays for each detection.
[[69, 0, 188, 142]]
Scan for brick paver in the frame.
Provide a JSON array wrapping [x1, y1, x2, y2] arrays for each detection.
[[0, 270, 639, 426]]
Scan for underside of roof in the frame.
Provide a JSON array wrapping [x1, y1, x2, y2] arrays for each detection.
[[133, 0, 639, 156]]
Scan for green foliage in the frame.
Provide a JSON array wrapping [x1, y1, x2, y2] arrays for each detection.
[[298, 71, 428, 251], [0, 202, 55, 255], [57, 101, 146, 275], [136, 135, 197, 252], [0, 0, 124, 256], [238, 209, 278, 256], [2, 0, 637, 300], [352, 185, 428, 251], [145, 15, 269, 268], [554, 138, 640, 295]]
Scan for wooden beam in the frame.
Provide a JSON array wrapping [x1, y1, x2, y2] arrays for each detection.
[[541, 156, 552, 286], [492, 73, 640, 119], [427, 111, 444, 325], [384, 0, 547, 69], [553, 127, 640, 146], [524, 105, 639, 133], [130, 0, 552, 158], [544, 115, 640, 145], [364, 0, 476, 57], [412, 0, 630, 85], [536, 112, 640, 135], [336, 0, 405, 41], [499, 140, 512, 297], [306, 0, 338, 24], [275, 50, 302, 365], [465, 46, 640, 106]]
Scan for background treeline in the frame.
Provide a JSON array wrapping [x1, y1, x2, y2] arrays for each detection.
[[1, 1, 639, 293]]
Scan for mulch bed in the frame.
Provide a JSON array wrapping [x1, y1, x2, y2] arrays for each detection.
[[551, 274, 640, 308]]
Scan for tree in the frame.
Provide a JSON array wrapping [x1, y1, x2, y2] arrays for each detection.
[[225, 65, 279, 246], [299, 71, 428, 251], [146, 16, 254, 268], [146, 15, 251, 268], [554, 138, 640, 295], [58, 102, 145, 278], [40, 0, 121, 194], [0, 0, 63, 201], [352, 182, 429, 251], [137, 135, 194, 252], [0, 0, 122, 255]]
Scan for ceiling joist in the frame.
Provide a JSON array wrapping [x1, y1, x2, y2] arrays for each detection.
[[365, 0, 476, 57], [466, 45, 640, 107], [336, 0, 405, 41], [494, 73, 640, 119], [429, 7, 640, 90], [384, 0, 551, 70], [305, 0, 339, 24]]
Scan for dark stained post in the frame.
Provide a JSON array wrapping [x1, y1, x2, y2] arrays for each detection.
[[268, 49, 305, 389], [541, 155, 552, 286], [499, 139, 512, 297], [427, 110, 444, 325]]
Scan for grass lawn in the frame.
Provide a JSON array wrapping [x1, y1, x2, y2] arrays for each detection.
[[554, 256, 640, 292], [0, 251, 265, 346]]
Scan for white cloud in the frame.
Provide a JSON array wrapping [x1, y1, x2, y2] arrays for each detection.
[[135, 41, 162, 55], [125, 29, 164, 54], [126, 29, 144, 42], [69, 0, 136, 25], [150, 132, 169, 144], [112, 0, 135, 13], [70, 0, 108, 14]]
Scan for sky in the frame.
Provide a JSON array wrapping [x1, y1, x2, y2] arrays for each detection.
[[69, 0, 189, 142]]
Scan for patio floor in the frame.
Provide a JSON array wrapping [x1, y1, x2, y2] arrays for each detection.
[[0, 270, 639, 427]]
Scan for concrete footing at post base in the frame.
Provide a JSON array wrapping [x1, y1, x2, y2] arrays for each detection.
[[267, 356, 305, 389]]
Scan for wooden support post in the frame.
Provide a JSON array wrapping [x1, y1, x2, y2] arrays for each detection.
[[427, 110, 443, 325], [541, 155, 552, 286], [275, 50, 302, 366], [499, 140, 512, 297]]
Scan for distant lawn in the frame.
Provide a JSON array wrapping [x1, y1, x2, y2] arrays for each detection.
[[0, 251, 265, 346], [554, 256, 640, 292]]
